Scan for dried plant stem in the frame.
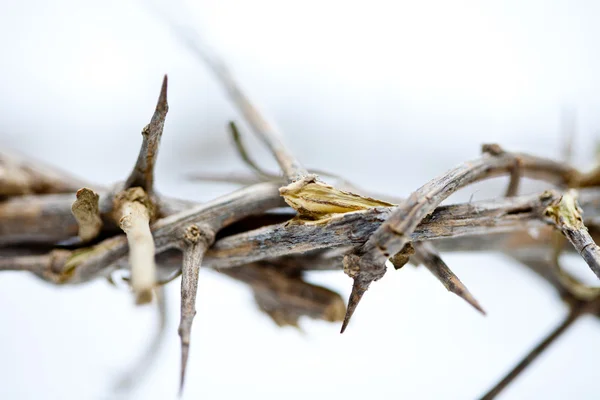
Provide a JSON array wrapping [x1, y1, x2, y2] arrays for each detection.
[[117, 188, 157, 304], [339, 144, 582, 332], [2, 48, 600, 395], [71, 188, 102, 242]]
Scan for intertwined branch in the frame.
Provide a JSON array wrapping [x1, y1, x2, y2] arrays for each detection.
[[2, 36, 600, 400]]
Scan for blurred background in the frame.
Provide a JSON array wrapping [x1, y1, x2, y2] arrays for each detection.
[[1, 0, 600, 398]]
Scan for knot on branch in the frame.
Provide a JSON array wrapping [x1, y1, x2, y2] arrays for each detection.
[[183, 224, 214, 246]]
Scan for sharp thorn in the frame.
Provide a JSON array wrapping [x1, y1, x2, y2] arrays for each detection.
[[417, 243, 486, 315], [179, 337, 189, 397], [340, 277, 370, 333]]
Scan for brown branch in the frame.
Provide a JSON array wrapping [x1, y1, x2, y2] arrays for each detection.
[[4, 28, 599, 394], [207, 191, 561, 270], [339, 144, 580, 332]]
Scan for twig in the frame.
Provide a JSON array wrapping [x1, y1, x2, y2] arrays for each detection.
[[339, 144, 580, 333], [228, 121, 277, 180], [161, 14, 306, 181], [186, 172, 266, 185]]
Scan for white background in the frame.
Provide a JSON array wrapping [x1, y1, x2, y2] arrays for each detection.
[[1, 1, 600, 399]]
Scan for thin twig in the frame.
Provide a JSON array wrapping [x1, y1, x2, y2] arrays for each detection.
[[228, 121, 277, 180], [479, 301, 587, 399], [160, 12, 306, 181]]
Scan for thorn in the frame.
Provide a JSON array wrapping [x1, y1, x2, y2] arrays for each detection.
[[340, 276, 370, 333], [179, 336, 190, 397], [124, 75, 169, 194], [178, 235, 207, 395], [435, 262, 485, 315], [157, 74, 168, 113], [416, 243, 486, 315]]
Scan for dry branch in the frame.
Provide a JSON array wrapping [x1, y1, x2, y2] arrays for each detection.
[[339, 144, 585, 332], [2, 61, 600, 397]]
